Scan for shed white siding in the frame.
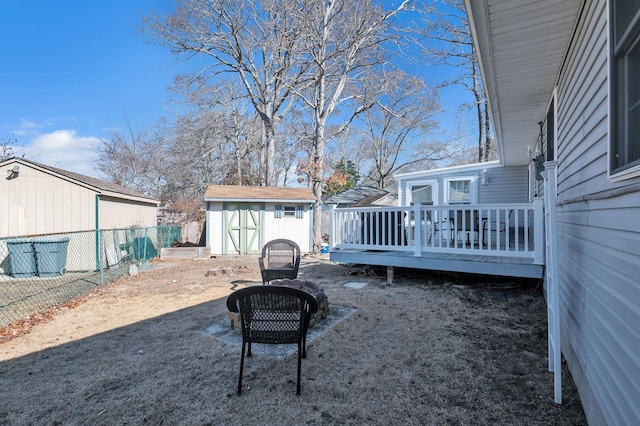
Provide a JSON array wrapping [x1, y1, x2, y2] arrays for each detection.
[[555, 2, 640, 424], [262, 203, 312, 251], [205, 200, 313, 255], [206, 202, 225, 255]]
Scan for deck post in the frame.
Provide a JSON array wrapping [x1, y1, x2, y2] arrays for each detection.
[[414, 203, 422, 257], [329, 204, 336, 250], [533, 198, 544, 264]]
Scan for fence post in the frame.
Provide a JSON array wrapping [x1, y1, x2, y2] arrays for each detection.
[[533, 198, 544, 265], [542, 160, 561, 404], [329, 205, 336, 250], [414, 203, 422, 257]]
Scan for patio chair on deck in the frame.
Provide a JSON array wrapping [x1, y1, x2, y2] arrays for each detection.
[[482, 209, 513, 247], [259, 239, 301, 284], [454, 210, 479, 247], [226, 285, 319, 395]]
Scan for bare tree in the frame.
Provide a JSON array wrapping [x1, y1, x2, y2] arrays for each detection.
[[1, 136, 20, 161], [143, 0, 308, 186], [416, 0, 493, 162], [169, 78, 262, 190], [291, 0, 412, 250], [96, 110, 168, 197], [355, 70, 445, 189]]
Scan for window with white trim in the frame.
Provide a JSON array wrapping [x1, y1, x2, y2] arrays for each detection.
[[611, 0, 640, 177], [444, 176, 478, 205], [408, 181, 437, 205]]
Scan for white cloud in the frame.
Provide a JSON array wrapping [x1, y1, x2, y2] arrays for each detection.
[[22, 130, 102, 177], [11, 118, 63, 136]]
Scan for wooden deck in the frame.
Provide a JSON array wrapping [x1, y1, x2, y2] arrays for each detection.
[[328, 202, 545, 280], [330, 248, 544, 280]]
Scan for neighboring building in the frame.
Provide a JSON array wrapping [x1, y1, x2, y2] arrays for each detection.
[[322, 185, 397, 238], [395, 161, 528, 206], [204, 185, 315, 255], [466, 1, 640, 424], [0, 157, 159, 238], [323, 185, 397, 208]]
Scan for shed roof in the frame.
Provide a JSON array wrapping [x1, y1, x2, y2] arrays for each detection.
[[203, 185, 315, 202], [0, 157, 159, 205]]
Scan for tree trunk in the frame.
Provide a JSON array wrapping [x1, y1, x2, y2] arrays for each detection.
[[311, 120, 326, 253], [265, 121, 276, 186]]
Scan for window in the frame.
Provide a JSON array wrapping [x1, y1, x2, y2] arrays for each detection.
[[275, 205, 304, 219], [411, 184, 434, 205], [444, 176, 478, 205], [283, 206, 296, 217], [448, 180, 470, 204], [611, 0, 640, 177], [407, 180, 438, 205]]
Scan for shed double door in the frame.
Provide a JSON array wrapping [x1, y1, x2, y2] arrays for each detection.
[[225, 203, 262, 254]]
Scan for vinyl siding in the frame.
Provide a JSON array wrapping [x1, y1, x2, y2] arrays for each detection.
[[555, 1, 640, 424], [99, 197, 158, 229], [399, 165, 528, 205], [0, 163, 96, 237]]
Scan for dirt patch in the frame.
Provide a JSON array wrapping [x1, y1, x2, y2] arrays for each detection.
[[0, 255, 586, 425]]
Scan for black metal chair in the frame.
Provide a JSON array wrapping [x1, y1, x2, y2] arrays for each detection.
[[258, 239, 301, 284], [226, 285, 319, 395]]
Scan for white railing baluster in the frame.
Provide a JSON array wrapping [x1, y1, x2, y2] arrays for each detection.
[[330, 203, 543, 261]]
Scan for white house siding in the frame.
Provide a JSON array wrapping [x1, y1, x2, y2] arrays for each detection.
[[555, 1, 640, 424], [98, 197, 158, 229], [0, 163, 95, 238]]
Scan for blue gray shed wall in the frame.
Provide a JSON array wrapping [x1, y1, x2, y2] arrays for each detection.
[[399, 165, 528, 205]]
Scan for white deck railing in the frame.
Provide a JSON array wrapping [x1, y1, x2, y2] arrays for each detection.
[[329, 200, 544, 264]]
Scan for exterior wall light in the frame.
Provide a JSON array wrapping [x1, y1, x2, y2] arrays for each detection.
[[6, 165, 20, 179], [481, 169, 489, 185]]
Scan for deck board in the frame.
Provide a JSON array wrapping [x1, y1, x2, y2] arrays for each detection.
[[330, 249, 544, 279]]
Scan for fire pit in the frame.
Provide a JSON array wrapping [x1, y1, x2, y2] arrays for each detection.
[[228, 279, 329, 332]]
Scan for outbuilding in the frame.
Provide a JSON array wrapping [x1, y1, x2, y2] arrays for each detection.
[[0, 157, 159, 238], [204, 185, 315, 255]]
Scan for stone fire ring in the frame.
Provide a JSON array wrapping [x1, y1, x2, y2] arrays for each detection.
[[228, 279, 330, 331]]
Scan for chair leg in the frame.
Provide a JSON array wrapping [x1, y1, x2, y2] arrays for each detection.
[[238, 340, 246, 395], [296, 343, 302, 395]]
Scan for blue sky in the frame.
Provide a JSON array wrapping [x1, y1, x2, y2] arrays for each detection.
[[0, 0, 192, 177], [1, 1, 473, 179]]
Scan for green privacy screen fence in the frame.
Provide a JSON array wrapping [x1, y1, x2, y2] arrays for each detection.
[[0, 226, 181, 328]]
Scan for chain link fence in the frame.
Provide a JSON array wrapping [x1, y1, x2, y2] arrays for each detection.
[[0, 226, 181, 328]]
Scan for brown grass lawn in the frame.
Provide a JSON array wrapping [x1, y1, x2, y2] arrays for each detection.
[[0, 255, 586, 425]]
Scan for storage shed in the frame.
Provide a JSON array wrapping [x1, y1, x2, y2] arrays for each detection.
[[0, 157, 159, 238], [204, 185, 315, 255]]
